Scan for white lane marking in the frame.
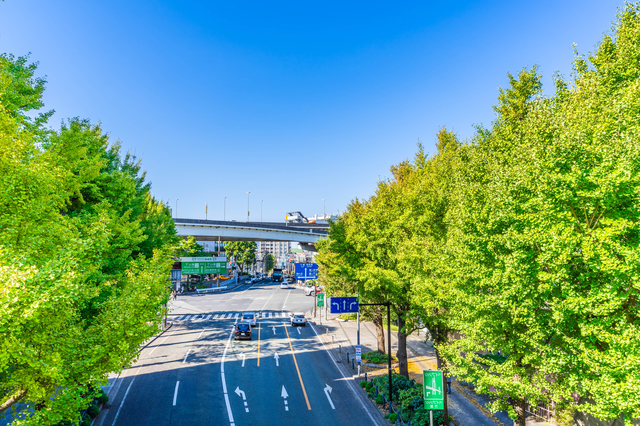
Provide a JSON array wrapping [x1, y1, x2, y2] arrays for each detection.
[[213, 314, 220, 319], [324, 384, 335, 409], [174, 315, 185, 321], [184, 315, 193, 320], [281, 385, 289, 411], [282, 287, 293, 310], [227, 313, 234, 319], [235, 385, 249, 411], [269, 313, 273, 318], [148, 326, 180, 355], [205, 314, 212, 320], [297, 328, 301, 335], [197, 328, 206, 339], [234, 313, 239, 319], [259, 285, 280, 311], [110, 368, 141, 426], [240, 352, 246, 367], [183, 349, 191, 363], [310, 323, 381, 425], [274, 351, 280, 367], [221, 326, 235, 425], [173, 381, 180, 406]]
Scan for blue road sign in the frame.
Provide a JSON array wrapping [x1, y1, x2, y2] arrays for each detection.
[[330, 297, 359, 313], [295, 263, 318, 280]]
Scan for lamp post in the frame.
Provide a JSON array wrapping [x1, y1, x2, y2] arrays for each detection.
[[205, 202, 208, 221], [224, 197, 226, 221], [322, 198, 326, 218], [246, 192, 250, 222], [175, 199, 178, 218], [261, 200, 263, 222]]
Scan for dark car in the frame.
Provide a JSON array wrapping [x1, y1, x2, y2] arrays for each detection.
[[235, 322, 252, 340]]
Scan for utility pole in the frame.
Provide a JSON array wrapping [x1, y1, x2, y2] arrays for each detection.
[[247, 191, 250, 222], [224, 196, 226, 221], [175, 199, 178, 219], [261, 200, 263, 222], [205, 202, 208, 220]]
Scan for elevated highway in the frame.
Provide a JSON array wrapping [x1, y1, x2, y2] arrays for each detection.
[[174, 218, 328, 250]]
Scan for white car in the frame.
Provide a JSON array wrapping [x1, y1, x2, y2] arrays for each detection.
[[241, 312, 257, 327], [290, 312, 307, 327], [304, 285, 316, 296], [280, 282, 290, 289]]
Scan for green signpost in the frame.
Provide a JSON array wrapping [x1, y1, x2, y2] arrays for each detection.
[[317, 293, 325, 307], [180, 257, 227, 275], [423, 370, 444, 410]]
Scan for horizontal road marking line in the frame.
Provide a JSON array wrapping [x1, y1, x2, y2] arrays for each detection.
[[214, 314, 220, 319], [173, 381, 179, 406], [205, 314, 211, 319]]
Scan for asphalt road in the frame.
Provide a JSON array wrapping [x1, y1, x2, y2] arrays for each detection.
[[96, 280, 384, 426]]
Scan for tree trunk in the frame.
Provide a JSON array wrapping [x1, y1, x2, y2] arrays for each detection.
[[396, 314, 409, 378], [0, 388, 27, 414], [372, 312, 385, 353], [513, 397, 527, 426]]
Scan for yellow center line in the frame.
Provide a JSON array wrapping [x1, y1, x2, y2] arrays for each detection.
[[284, 325, 311, 410], [257, 323, 261, 367]]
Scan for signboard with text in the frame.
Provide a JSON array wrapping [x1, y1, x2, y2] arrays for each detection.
[[181, 257, 227, 275], [423, 370, 444, 410], [295, 263, 319, 280], [355, 345, 361, 363]]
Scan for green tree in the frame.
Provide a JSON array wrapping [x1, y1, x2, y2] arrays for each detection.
[[0, 54, 178, 425], [264, 253, 275, 272], [225, 241, 257, 273], [175, 236, 206, 258]]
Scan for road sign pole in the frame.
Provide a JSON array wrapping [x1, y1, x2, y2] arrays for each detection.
[[430, 410, 433, 426], [387, 301, 392, 403]]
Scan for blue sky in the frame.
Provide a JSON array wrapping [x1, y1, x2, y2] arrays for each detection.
[[0, 0, 623, 222]]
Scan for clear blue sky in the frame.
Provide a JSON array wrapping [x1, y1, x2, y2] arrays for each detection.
[[0, 0, 622, 222]]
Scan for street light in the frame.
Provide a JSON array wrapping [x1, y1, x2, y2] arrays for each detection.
[[246, 192, 250, 222], [261, 200, 263, 222], [322, 198, 326, 218], [205, 202, 208, 221], [224, 197, 226, 221], [175, 199, 178, 219]]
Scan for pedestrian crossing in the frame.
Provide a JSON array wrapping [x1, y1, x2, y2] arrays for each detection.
[[172, 312, 293, 321]]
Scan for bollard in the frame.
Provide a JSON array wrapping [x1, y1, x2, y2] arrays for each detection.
[[375, 385, 378, 396], [332, 335, 334, 344], [389, 401, 393, 413], [339, 344, 341, 354], [352, 358, 355, 369], [347, 352, 350, 363], [365, 372, 368, 382], [382, 393, 386, 408]]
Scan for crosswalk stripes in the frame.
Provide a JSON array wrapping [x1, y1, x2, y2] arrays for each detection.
[[171, 312, 294, 322]]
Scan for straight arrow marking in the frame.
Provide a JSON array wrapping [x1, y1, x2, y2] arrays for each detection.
[[324, 384, 335, 409], [274, 352, 280, 367], [240, 352, 246, 367], [281, 385, 288, 399], [272, 326, 276, 334]]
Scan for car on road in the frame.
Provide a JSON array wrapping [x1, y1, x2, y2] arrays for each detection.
[[242, 312, 256, 326], [304, 285, 322, 296], [280, 282, 290, 289], [289, 312, 307, 327], [234, 322, 252, 340]]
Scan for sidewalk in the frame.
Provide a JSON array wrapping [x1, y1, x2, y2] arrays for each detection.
[[311, 309, 518, 426]]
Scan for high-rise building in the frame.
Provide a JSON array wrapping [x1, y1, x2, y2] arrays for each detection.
[[257, 241, 290, 266]]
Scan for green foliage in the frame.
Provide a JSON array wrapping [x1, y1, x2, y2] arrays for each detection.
[[86, 404, 100, 419], [375, 395, 383, 405], [360, 380, 367, 388], [362, 350, 397, 364], [96, 389, 109, 404], [386, 413, 398, 423], [264, 253, 275, 272], [224, 241, 257, 273], [80, 417, 92, 426], [0, 54, 177, 425], [175, 236, 206, 258]]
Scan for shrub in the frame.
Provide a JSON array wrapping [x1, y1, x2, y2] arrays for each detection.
[[387, 413, 398, 423], [375, 395, 383, 405], [96, 389, 109, 404], [412, 407, 446, 426], [371, 372, 416, 401], [361, 350, 397, 364], [81, 417, 92, 426], [86, 403, 100, 419], [365, 381, 373, 391], [360, 380, 367, 388]]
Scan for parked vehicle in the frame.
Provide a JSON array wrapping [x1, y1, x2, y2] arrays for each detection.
[[280, 282, 290, 289], [290, 312, 307, 327], [242, 312, 257, 327], [234, 323, 252, 340]]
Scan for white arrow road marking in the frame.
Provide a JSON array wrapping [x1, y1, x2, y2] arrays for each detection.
[[272, 325, 276, 334], [274, 352, 280, 367], [324, 384, 335, 409], [235, 386, 249, 413], [297, 327, 301, 334], [281, 385, 289, 411], [240, 352, 246, 367]]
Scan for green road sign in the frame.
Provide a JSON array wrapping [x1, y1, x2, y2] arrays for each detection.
[[181, 257, 227, 275], [317, 293, 325, 307], [423, 370, 444, 410]]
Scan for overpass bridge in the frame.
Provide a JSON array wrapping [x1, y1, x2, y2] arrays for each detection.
[[174, 218, 328, 250]]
